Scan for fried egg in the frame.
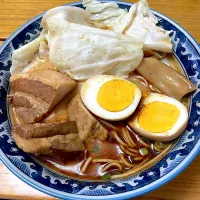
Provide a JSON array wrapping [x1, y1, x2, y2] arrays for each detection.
[[81, 75, 141, 121], [128, 93, 188, 141]]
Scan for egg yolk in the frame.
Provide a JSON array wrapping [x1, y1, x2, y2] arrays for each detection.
[[138, 101, 180, 133], [97, 79, 135, 112]]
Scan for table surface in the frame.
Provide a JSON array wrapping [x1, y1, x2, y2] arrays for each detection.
[[0, 0, 200, 199]]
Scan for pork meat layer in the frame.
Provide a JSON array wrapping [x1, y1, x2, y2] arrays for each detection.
[[12, 121, 85, 155], [9, 70, 76, 124], [68, 95, 108, 141]]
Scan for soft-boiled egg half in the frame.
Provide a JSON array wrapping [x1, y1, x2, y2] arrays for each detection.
[[81, 75, 141, 121], [128, 93, 188, 141]]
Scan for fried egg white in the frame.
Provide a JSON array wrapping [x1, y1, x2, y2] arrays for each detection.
[[128, 93, 188, 141], [81, 75, 141, 121]]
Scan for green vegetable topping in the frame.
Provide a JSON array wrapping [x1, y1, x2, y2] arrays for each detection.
[[139, 147, 149, 156], [91, 146, 99, 153], [154, 142, 168, 152], [101, 173, 111, 180]]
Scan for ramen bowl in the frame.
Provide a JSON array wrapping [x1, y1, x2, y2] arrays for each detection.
[[0, 1, 199, 199]]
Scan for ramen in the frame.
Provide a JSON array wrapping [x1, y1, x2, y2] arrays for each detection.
[[8, 0, 196, 181]]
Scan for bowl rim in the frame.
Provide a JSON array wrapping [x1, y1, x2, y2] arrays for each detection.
[[0, 1, 199, 200]]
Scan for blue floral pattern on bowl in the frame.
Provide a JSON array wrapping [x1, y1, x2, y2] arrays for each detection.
[[0, 1, 199, 199]]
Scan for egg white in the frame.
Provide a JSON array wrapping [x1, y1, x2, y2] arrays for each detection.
[[81, 75, 141, 121], [129, 93, 188, 141]]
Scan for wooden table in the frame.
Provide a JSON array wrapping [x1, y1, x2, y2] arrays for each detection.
[[0, 0, 200, 199]]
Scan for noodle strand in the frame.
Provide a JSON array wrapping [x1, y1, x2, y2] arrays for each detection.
[[93, 159, 121, 163], [101, 162, 123, 173], [119, 153, 135, 167], [134, 155, 151, 168], [111, 143, 172, 179], [124, 128, 137, 147], [133, 156, 144, 161], [139, 139, 150, 148], [112, 131, 128, 147], [127, 147, 139, 154], [121, 127, 132, 147], [80, 156, 92, 173], [120, 144, 140, 157]]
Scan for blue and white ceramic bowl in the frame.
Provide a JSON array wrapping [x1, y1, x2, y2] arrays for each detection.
[[0, 1, 199, 199]]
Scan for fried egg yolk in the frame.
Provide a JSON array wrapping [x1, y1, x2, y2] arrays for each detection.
[[138, 102, 180, 133], [97, 80, 135, 112]]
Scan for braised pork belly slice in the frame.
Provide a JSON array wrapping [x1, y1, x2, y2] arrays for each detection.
[[8, 92, 49, 124], [9, 70, 77, 124], [12, 121, 85, 155], [68, 95, 108, 141]]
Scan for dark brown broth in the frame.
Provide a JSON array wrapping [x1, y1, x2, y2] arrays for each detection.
[[38, 139, 122, 180], [36, 124, 156, 181]]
